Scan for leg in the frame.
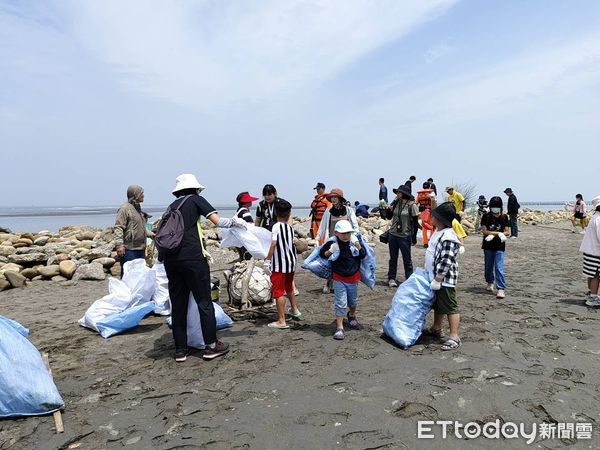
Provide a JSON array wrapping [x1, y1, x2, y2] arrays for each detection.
[[511, 215, 518, 237], [484, 250, 494, 284], [185, 260, 218, 346], [387, 235, 400, 281], [164, 262, 191, 352], [590, 276, 600, 296], [494, 251, 506, 290], [286, 274, 300, 315], [433, 310, 444, 332], [448, 313, 460, 340], [275, 296, 287, 324], [398, 236, 413, 280], [333, 280, 348, 328]]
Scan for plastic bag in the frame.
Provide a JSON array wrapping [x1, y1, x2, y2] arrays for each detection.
[[122, 259, 156, 308], [382, 268, 434, 349], [301, 244, 332, 279], [220, 224, 272, 259], [359, 236, 377, 289], [151, 262, 171, 315], [0, 315, 64, 418], [95, 302, 156, 338]]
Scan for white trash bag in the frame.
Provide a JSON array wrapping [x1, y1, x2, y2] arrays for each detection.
[[151, 262, 171, 315], [220, 224, 272, 259]]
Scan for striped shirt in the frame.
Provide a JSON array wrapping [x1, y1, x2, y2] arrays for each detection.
[[271, 222, 297, 273]]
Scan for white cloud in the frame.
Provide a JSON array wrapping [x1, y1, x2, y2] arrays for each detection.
[[425, 42, 453, 63]]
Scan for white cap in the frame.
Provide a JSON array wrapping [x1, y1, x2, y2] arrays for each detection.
[[172, 174, 205, 194], [592, 195, 600, 209], [334, 220, 354, 233]]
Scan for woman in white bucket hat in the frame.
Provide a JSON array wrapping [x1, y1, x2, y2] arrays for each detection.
[[580, 195, 600, 306]]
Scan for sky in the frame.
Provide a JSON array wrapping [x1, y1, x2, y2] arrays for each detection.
[[1, 0, 599, 208]]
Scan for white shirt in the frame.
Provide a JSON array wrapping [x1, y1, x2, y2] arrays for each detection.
[[580, 213, 600, 256], [425, 228, 460, 287]]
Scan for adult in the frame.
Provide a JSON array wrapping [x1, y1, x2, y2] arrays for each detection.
[[580, 195, 600, 306], [570, 194, 588, 234], [255, 184, 278, 231], [162, 174, 244, 362], [316, 188, 359, 293], [354, 201, 370, 218], [385, 184, 419, 288], [481, 196, 510, 299], [445, 186, 466, 220], [504, 188, 520, 238], [309, 182, 332, 239], [404, 175, 417, 194], [378, 178, 388, 204], [427, 178, 438, 196], [235, 191, 259, 260], [114, 185, 152, 277]]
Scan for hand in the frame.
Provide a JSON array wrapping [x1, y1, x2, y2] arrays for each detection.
[[485, 235, 495, 242], [459, 246, 465, 254], [498, 233, 507, 242], [350, 234, 359, 245], [430, 279, 442, 291], [329, 243, 339, 254], [116, 245, 126, 257], [231, 217, 247, 229], [264, 260, 272, 274]]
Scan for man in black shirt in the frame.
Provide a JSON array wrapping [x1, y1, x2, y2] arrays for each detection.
[[504, 188, 520, 238]]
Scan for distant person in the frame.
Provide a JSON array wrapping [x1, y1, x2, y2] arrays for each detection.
[[427, 178, 438, 196], [114, 185, 152, 277], [580, 195, 600, 306], [255, 184, 278, 231], [319, 220, 366, 340], [476, 195, 489, 230], [452, 218, 467, 254], [481, 196, 510, 299], [445, 186, 466, 220], [354, 201, 370, 218], [570, 194, 588, 234], [419, 204, 434, 248], [504, 188, 520, 238], [404, 175, 417, 194], [235, 191, 259, 260], [309, 182, 331, 239], [378, 178, 388, 204]]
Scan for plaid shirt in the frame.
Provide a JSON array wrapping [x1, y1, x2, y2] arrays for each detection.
[[433, 239, 460, 287]]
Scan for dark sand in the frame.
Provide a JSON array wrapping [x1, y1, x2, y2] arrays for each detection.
[[1, 222, 599, 449]]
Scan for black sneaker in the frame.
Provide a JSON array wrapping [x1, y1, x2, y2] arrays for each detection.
[[175, 349, 188, 362], [202, 340, 230, 360]]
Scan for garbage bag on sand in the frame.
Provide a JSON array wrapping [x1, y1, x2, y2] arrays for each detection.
[[382, 268, 434, 349], [0, 315, 64, 418], [79, 259, 156, 338], [151, 262, 171, 315], [226, 261, 272, 306], [220, 224, 272, 259], [166, 294, 234, 349]]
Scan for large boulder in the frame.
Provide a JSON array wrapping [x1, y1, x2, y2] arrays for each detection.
[[92, 257, 116, 268], [33, 236, 50, 246], [0, 278, 10, 291], [0, 263, 23, 275], [38, 265, 61, 278], [0, 246, 16, 257], [4, 271, 27, 288], [85, 244, 113, 261], [73, 262, 106, 281], [59, 260, 77, 279], [15, 238, 33, 247], [8, 252, 48, 265], [76, 230, 97, 241], [20, 268, 39, 280]]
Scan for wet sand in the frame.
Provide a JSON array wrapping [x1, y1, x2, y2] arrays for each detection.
[[1, 222, 599, 449]]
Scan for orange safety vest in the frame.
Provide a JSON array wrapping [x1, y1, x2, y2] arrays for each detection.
[[310, 195, 331, 223], [416, 189, 434, 209]]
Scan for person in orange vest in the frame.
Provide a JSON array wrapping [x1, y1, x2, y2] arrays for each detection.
[[419, 205, 435, 248], [309, 182, 332, 239]]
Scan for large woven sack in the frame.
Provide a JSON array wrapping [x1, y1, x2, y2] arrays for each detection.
[[227, 261, 272, 306]]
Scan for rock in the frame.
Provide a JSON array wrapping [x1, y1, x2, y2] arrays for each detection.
[[0, 256, 7, 264], [38, 265, 61, 278], [20, 268, 39, 279], [92, 257, 116, 268], [0, 246, 16, 257], [76, 231, 97, 241], [0, 234, 19, 244], [8, 252, 48, 265], [301, 250, 312, 258], [33, 236, 50, 246], [31, 275, 43, 281], [4, 271, 27, 288], [51, 275, 68, 282], [0, 279, 10, 291], [74, 262, 106, 281], [294, 239, 309, 253], [15, 238, 33, 246], [110, 263, 121, 278], [0, 263, 23, 274], [85, 244, 113, 260], [59, 260, 77, 279]]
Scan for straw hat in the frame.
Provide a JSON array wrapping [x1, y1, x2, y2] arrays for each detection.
[[326, 188, 346, 203], [172, 174, 205, 194]]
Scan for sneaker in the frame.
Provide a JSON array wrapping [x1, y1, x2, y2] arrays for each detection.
[[322, 285, 330, 294], [585, 296, 600, 307], [388, 279, 398, 288], [486, 283, 495, 292], [510, 236, 518, 239], [333, 328, 345, 340], [496, 289, 505, 299], [202, 340, 230, 360], [175, 349, 188, 363]]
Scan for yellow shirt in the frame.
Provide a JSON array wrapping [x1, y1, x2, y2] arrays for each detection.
[[447, 192, 465, 213], [452, 219, 467, 240]]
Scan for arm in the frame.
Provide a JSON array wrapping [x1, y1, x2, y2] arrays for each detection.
[[319, 240, 333, 258], [349, 207, 359, 232], [113, 207, 128, 256], [265, 240, 277, 261], [315, 208, 330, 244]]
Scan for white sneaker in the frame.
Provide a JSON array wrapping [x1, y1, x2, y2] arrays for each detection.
[[510, 236, 518, 239], [496, 289, 505, 299], [322, 285, 330, 294], [486, 283, 495, 292], [388, 279, 398, 288], [585, 296, 600, 307]]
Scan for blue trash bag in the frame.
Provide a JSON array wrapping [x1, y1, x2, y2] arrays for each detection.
[[382, 268, 434, 349], [95, 301, 156, 339], [358, 235, 376, 289], [301, 244, 332, 279], [0, 315, 65, 418], [166, 297, 234, 330]]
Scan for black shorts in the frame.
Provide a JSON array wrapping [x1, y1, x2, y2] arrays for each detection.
[[433, 286, 459, 315]]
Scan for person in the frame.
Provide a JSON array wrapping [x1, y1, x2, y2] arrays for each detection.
[[419, 204, 434, 248], [481, 196, 510, 299], [476, 195, 489, 230], [162, 174, 245, 362], [580, 195, 600, 306], [452, 218, 467, 254], [354, 201, 370, 218], [427, 178, 438, 197], [385, 184, 419, 288], [316, 188, 359, 293], [114, 185, 152, 277], [416, 183, 435, 210], [504, 188, 520, 238], [378, 178, 388, 204], [404, 175, 417, 193], [570, 194, 588, 234], [422, 202, 462, 350], [445, 186, 466, 219], [319, 220, 366, 340], [309, 183, 332, 239], [255, 184, 279, 231], [234, 191, 259, 260], [264, 199, 301, 328]]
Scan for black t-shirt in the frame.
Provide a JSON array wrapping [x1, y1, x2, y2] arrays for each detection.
[[163, 195, 216, 262], [481, 213, 510, 251], [256, 200, 276, 231]]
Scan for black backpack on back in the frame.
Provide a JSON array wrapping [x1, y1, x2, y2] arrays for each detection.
[[154, 195, 192, 254]]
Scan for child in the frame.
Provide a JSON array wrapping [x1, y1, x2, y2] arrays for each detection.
[[571, 194, 588, 234], [481, 196, 510, 299], [265, 199, 301, 329], [235, 191, 258, 261], [319, 220, 366, 340], [422, 202, 462, 350], [581, 195, 600, 306]]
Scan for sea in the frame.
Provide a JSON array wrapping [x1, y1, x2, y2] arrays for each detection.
[[0, 202, 567, 233]]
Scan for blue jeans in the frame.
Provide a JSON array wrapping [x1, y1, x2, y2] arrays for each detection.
[[509, 214, 518, 237], [387, 234, 413, 281], [120, 249, 145, 278], [484, 249, 506, 289], [333, 280, 358, 317]]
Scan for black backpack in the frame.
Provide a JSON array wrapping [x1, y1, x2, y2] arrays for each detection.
[[154, 196, 192, 254]]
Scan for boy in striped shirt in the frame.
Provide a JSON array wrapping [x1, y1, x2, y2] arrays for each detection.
[[265, 199, 301, 329]]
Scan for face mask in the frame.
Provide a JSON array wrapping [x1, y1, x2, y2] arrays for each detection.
[[491, 207, 501, 214]]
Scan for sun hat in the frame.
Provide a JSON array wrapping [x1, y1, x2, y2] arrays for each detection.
[[236, 192, 258, 203], [334, 220, 354, 233], [431, 202, 456, 228], [172, 174, 205, 194], [313, 182, 326, 190], [326, 188, 346, 202], [393, 184, 414, 199], [592, 195, 600, 209]]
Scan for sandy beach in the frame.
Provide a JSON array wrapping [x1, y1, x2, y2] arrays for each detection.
[[1, 221, 599, 449]]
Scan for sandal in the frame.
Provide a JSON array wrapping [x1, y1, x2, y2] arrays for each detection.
[[441, 337, 461, 351], [333, 328, 345, 340], [346, 313, 360, 329], [286, 309, 302, 321], [421, 327, 442, 339], [267, 322, 290, 329]]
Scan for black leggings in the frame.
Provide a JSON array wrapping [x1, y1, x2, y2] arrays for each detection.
[[164, 259, 216, 351]]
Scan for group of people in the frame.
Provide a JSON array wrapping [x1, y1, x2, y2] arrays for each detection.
[[112, 174, 600, 360]]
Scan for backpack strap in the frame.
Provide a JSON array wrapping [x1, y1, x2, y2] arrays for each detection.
[[196, 219, 208, 258]]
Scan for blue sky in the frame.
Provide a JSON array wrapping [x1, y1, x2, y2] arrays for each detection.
[[1, 0, 599, 207]]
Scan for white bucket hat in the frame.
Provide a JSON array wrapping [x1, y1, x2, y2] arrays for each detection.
[[334, 219, 354, 233], [592, 195, 600, 209], [172, 174, 205, 194]]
